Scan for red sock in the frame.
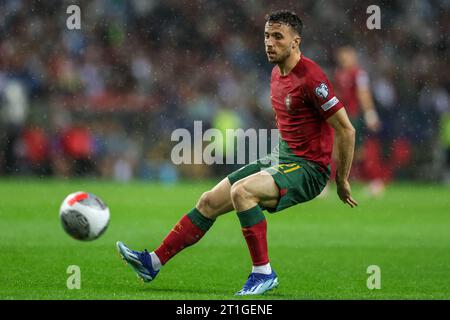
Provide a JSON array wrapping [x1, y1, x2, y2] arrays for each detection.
[[237, 206, 269, 266], [154, 209, 214, 265], [242, 219, 269, 266]]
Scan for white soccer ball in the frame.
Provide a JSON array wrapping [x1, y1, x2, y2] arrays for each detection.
[[59, 191, 110, 241]]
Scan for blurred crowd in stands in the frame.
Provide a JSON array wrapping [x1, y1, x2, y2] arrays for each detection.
[[0, 0, 449, 183]]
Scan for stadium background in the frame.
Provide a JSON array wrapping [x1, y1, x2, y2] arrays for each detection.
[[0, 0, 449, 300], [1, 0, 449, 182]]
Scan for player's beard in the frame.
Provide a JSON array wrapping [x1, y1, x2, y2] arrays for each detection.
[[269, 48, 291, 64]]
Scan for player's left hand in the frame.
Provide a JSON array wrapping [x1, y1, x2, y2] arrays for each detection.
[[336, 179, 358, 208]]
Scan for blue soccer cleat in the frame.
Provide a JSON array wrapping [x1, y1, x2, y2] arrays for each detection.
[[235, 271, 279, 295], [116, 241, 159, 282]]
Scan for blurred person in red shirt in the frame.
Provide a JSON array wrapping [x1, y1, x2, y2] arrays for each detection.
[[20, 127, 51, 175], [333, 46, 384, 197], [60, 124, 96, 176]]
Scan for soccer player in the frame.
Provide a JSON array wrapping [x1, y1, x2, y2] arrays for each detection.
[[117, 10, 358, 296], [333, 46, 384, 196]]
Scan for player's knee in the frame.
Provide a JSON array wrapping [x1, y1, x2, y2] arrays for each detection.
[[230, 180, 254, 204], [196, 191, 218, 218]]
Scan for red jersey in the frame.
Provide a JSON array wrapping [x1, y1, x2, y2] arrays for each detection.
[[334, 66, 369, 118], [270, 56, 344, 168]]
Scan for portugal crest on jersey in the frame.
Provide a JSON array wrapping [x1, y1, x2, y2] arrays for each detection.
[[285, 94, 292, 110], [314, 83, 329, 99]]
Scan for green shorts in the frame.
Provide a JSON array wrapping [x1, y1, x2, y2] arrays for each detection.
[[227, 139, 330, 213]]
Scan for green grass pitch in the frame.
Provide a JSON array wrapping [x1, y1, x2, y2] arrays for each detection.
[[0, 178, 449, 300]]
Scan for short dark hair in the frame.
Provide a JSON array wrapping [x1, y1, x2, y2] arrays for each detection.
[[265, 10, 303, 36]]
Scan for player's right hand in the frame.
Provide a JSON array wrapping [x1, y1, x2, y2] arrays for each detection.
[[336, 179, 358, 208]]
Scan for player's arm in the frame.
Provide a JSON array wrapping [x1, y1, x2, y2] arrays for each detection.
[[356, 71, 380, 132], [327, 108, 358, 208]]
